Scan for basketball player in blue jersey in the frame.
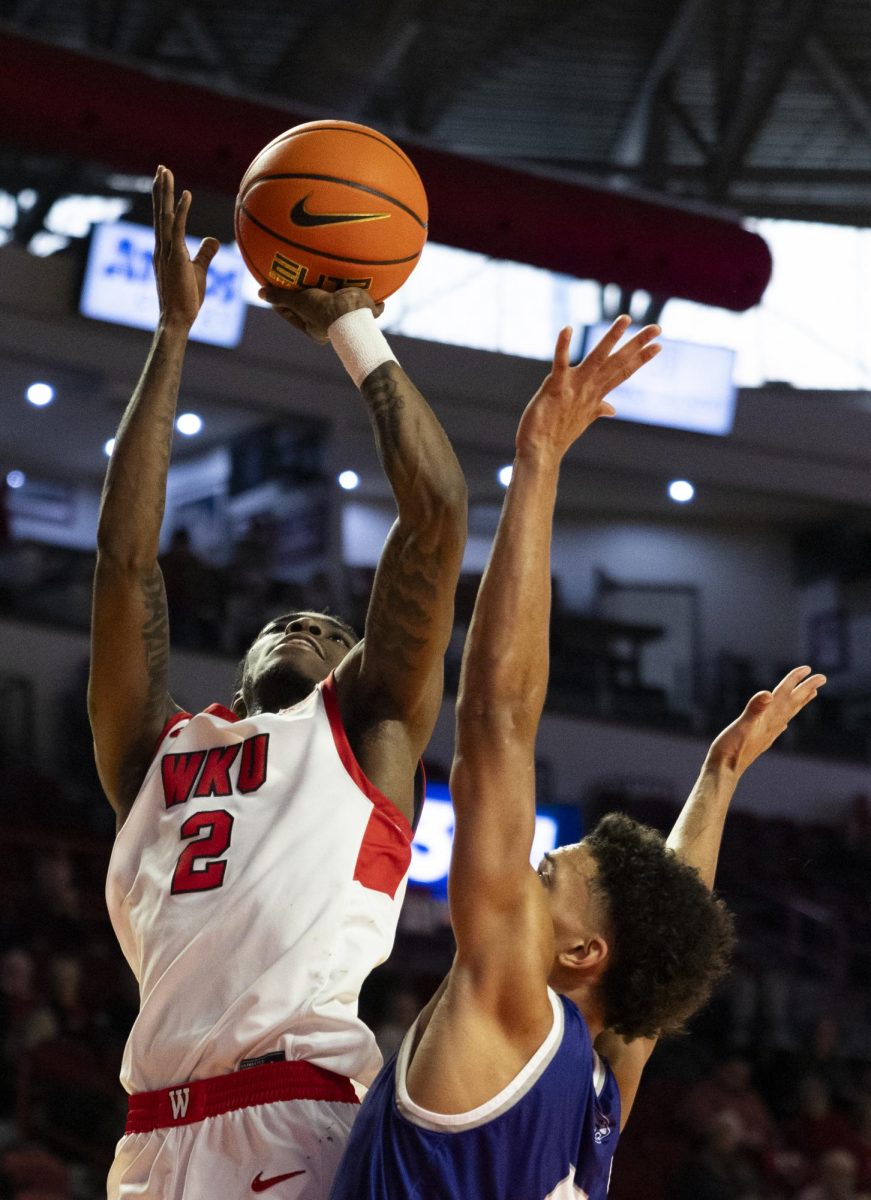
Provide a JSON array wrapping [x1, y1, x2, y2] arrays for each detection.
[[89, 167, 466, 1199], [329, 318, 826, 1200]]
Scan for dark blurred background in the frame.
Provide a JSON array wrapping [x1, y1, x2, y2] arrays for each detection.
[[3, 2, 871, 1197]]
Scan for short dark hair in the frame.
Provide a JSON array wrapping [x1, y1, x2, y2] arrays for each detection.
[[586, 812, 735, 1040]]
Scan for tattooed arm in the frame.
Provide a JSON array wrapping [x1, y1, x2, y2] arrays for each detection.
[[261, 287, 468, 821], [89, 167, 219, 825]]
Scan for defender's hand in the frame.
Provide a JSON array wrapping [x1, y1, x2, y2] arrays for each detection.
[[706, 665, 826, 777], [259, 286, 385, 344], [515, 315, 660, 462], [152, 166, 220, 329]]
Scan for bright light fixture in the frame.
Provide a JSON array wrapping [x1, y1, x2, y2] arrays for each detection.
[[668, 479, 695, 503], [104, 438, 116, 457], [5, 470, 25, 489], [338, 470, 360, 491], [27, 231, 70, 257], [498, 464, 513, 487], [26, 382, 55, 407], [45, 194, 131, 239], [176, 412, 203, 436]]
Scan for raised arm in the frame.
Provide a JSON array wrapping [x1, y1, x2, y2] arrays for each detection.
[[598, 665, 826, 1118], [448, 318, 661, 999], [259, 287, 468, 811], [668, 666, 825, 883], [89, 167, 219, 822]]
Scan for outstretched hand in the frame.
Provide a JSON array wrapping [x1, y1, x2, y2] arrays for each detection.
[[152, 166, 220, 328], [515, 315, 661, 461], [707, 666, 826, 777], [258, 285, 384, 344]]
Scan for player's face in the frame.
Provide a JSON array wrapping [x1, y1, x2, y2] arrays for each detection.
[[537, 841, 608, 960], [243, 612, 356, 702]]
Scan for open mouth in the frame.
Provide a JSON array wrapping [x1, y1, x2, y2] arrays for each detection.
[[278, 635, 324, 659]]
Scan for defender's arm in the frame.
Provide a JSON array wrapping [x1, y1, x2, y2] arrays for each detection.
[[597, 666, 825, 1123], [89, 167, 218, 821], [449, 321, 661, 1009]]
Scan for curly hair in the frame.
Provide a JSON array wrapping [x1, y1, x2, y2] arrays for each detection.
[[585, 812, 735, 1040]]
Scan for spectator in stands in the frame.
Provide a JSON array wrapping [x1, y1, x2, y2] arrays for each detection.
[[784, 1075, 858, 1176], [304, 568, 338, 616], [794, 1148, 871, 1200], [372, 986, 420, 1062], [226, 514, 278, 653], [845, 794, 871, 858], [158, 526, 212, 649], [764, 1016, 856, 1120], [673, 1109, 763, 1200], [0, 947, 54, 1115], [680, 1054, 779, 1157], [13, 850, 82, 957], [45, 953, 90, 1043], [837, 1099, 871, 1194]]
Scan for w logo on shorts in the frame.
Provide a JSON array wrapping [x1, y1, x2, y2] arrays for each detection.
[[169, 1088, 190, 1120]]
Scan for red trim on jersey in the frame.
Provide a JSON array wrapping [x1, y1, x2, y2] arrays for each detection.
[[203, 702, 239, 723], [320, 675, 413, 843], [124, 1060, 358, 1133], [320, 674, 414, 899], [152, 711, 191, 760]]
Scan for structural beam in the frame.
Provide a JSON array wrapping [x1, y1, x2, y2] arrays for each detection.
[[708, 0, 824, 199], [804, 33, 871, 145], [611, 0, 707, 167]]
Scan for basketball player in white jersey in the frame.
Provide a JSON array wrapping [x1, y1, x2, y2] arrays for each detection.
[[89, 166, 467, 1198], [329, 318, 826, 1199]]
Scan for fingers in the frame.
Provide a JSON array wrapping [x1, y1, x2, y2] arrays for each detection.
[[259, 285, 302, 306], [770, 665, 827, 715], [153, 165, 174, 249], [173, 189, 192, 250], [192, 237, 220, 272], [582, 314, 632, 368], [599, 326, 661, 394], [744, 690, 773, 717], [551, 326, 573, 373]]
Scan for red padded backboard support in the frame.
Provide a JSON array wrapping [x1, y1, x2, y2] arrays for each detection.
[[1, 31, 771, 310]]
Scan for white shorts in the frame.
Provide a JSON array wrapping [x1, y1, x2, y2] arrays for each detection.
[[108, 1061, 360, 1200]]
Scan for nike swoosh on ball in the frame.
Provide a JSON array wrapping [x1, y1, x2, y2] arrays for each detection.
[[290, 197, 389, 227]]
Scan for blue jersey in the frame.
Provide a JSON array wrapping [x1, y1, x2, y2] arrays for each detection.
[[329, 989, 621, 1200]]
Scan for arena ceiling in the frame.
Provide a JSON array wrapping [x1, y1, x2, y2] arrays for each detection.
[[1, 0, 871, 528], [2, 0, 871, 228]]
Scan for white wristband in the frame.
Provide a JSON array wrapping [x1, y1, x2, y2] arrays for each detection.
[[327, 308, 398, 389]]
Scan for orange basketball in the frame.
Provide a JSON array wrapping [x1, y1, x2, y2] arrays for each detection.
[[234, 120, 428, 302]]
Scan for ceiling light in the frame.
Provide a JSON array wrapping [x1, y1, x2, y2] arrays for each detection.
[[104, 438, 116, 457], [5, 470, 25, 489], [668, 479, 695, 503], [337, 470, 359, 491], [45, 194, 131, 239], [497, 464, 513, 487], [26, 382, 54, 407], [27, 231, 70, 257], [176, 412, 203, 436]]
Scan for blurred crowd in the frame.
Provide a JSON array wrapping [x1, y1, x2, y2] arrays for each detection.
[[0, 773, 870, 1197]]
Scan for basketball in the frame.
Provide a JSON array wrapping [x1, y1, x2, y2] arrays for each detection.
[[234, 120, 428, 302]]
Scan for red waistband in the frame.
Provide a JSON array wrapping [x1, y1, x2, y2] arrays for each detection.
[[125, 1060, 359, 1134]]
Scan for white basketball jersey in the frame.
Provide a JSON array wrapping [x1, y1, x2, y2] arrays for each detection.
[[106, 675, 414, 1095]]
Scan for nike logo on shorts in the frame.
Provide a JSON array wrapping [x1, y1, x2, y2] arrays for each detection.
[[251, 1170, 306, 1191], [290, 197, 389, 227]]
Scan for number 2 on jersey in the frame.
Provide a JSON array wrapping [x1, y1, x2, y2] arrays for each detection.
[[171, 810, 234, 894]]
